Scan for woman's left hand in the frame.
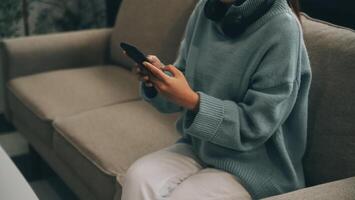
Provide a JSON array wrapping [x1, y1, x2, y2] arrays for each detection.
[[142, 61, 200, 111]]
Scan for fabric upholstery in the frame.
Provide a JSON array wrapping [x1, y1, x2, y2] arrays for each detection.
[[7, 65, 139, 145], [53, 100, 181, 187], [262, 176, 355, 200], [7, 89, 53, 144], [301, 13, 355, 186], [53, 131, 117, 200], [0, 29, 112, 81], [8, 66, 140, 121], [110, 0, 198, 69], [11, 115, 96, 200]]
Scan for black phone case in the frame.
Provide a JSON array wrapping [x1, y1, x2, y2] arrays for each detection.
[[120, 42, 158, 94], [120, 42, 150, 75]]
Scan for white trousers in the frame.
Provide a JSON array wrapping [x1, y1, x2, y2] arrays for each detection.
[[121, 143, 252, 200]]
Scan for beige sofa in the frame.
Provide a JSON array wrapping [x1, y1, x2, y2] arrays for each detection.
[[1, 0, 355, 199]]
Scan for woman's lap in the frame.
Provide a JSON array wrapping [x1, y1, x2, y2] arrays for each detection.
[[169, 168, 251, 200], [121, 143, 251, 200]]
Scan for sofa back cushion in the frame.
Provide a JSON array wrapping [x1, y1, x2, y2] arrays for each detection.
[[301, 13, 355, 186], [110, 0, 198, 69]]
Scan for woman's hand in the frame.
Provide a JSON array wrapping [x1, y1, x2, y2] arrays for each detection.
[[141, 56, 200, 111], [127, 53, 199, 111], [127, 53, 162, 87], [132, 64, 153, 87]]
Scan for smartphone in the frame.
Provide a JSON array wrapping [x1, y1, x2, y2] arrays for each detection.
[[120, 42, 151, 76]]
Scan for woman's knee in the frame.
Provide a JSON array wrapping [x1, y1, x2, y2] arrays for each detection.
[[123, 144, 203, 187], [123, 154, 160, 186]]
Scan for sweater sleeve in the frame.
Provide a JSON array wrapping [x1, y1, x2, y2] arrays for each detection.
[[140, 1, 203, 113], [183, 20, 303, 151], [184, 83, 299, 151]]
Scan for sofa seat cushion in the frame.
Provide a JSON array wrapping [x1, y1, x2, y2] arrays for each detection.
[[52, 101, 181, 198], [7, 66, 140, 144], [8, 65, 140, 120]]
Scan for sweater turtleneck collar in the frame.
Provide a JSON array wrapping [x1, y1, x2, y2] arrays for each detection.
[[227, 0, 272, 18], [211, 0, 291, 38]]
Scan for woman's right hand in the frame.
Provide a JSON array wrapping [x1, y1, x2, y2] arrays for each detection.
[[132, 55, 165, 87], [133, 64, 154, 87]]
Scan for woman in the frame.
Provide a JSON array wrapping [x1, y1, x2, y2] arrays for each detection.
[[122, 0, 311, 199]]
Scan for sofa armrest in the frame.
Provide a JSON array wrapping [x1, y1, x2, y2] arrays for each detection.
[[0, 28, 112, 81], [262, 176, 355, 200]]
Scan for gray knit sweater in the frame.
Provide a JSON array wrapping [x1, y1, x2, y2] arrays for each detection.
[[140, 0, 312, 198]]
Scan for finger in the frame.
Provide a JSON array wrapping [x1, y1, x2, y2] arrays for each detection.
[[148, 75, 165, 89], [135, 66, 149, 76], [132, 64, 139, 73], [143, 61, 169, 82], [137, 73, 150, 80], [142, 76, 149, 81], [143, 81, 153, 87], [134, 67, 143, 76], [147, 55, 160, 63], [144, 82, 154, 87], [163, 65, 182, 77], [147, 55, 165, 69]]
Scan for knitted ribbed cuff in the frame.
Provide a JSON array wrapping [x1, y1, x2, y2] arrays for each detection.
[[139, 82, 158, 101], [183, 91, 225, 141]]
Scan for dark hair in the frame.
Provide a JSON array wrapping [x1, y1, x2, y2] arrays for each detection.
[[287, 0, 301, 20]]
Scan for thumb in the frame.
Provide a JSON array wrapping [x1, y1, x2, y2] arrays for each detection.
[[164, 65, 181, 77]]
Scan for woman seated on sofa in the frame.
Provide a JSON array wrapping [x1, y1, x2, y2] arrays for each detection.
[[123, 0, 312, 199]]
